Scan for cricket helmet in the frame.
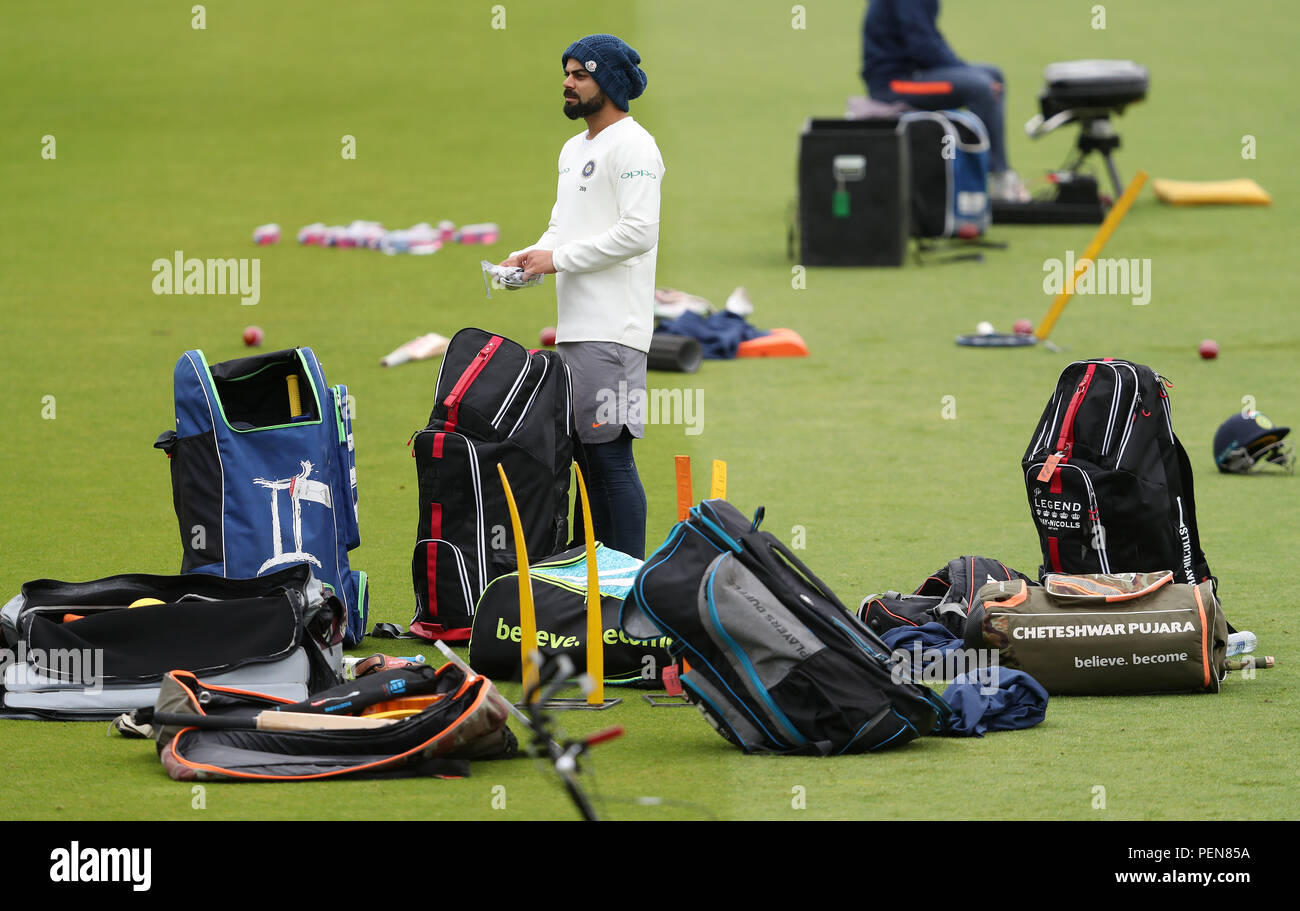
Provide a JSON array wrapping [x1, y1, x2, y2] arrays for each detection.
[[1213, 410, 1294, 474]]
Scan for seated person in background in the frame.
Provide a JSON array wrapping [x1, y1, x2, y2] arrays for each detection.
[[861, 0, 1030, 202]]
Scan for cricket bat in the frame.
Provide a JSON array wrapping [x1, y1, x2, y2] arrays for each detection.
[[380, 332, 451, 367], [150, 710, 396, 732]]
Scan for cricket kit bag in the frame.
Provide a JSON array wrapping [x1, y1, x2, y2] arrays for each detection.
[[1023, 359, 1213, 588], [0, 564, 344, 720], [468, 543, 672, 686], [623, 499, 952, 755], [400, 328, 573, 643], [145, 662, 516, 781], [964, 572, 1228, 695], [900, 110, 991, 239], [155, 347, 369, 646], [858, 555, 1037, 637]]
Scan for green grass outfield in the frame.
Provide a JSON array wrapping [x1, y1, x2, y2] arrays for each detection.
[[0, 0, 1296, 822]]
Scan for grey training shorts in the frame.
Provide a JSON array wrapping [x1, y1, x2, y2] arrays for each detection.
[[556, 341, 648, 445]]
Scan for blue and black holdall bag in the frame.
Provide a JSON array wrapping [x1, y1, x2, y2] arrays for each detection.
[[900, 109, 991, 240], [623, 499, 952, 755], [155, 347, 369, 646]]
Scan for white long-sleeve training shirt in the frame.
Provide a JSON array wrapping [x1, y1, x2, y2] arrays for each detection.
[[517, 116, 665, 353]]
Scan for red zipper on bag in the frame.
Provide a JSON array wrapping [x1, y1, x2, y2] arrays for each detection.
[[1036, 364, 1099, 570], [441, 336, 503, 432], [1054, 363, 1097, 461], [1048, 537, 1063, 572], [1036, 363, 1097, 483]]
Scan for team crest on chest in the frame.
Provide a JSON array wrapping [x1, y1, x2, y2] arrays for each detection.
[[582, 159, 596, 178]]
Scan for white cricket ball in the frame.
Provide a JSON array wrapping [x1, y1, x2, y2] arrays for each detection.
[[976, 321, 995, 335]]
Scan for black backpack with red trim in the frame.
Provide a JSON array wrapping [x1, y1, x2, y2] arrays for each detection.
[[398, 328, 573, 642], [1022, 359, 1213, 588]]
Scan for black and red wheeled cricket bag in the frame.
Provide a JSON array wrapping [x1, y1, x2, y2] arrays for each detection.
[[146, 662, 516, 781], [623, 499, 951, 755], [398, 329, 573, 643], [857, 555, 1037, 637], [1022, 359, 1213, 588]]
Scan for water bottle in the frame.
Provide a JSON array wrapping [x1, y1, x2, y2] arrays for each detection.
[[1226, 631, 1257, 657]]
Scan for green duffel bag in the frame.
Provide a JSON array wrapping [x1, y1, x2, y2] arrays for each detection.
[[964, 571, 1228, 695]]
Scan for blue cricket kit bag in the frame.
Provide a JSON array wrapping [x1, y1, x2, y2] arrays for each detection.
[[900, 109, 991, 239], [155, 348, 369, 645]]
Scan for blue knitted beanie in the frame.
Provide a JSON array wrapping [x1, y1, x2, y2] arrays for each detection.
[[562, 34, 647, 112]]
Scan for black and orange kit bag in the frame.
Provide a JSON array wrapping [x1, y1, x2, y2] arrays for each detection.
[[141, 662, 516, 781]]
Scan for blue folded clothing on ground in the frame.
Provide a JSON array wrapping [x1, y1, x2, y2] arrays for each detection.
[[880, 623, 961, 665], [881, 622, 1049, 736], [655, 310, 768, 359], [942, 667, 1049, 736]]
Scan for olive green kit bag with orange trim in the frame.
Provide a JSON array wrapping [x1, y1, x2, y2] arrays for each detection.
[[963, 571, 1228, 695]]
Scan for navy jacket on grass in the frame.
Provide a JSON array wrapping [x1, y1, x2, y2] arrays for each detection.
[[881, 623, 1049, 736]]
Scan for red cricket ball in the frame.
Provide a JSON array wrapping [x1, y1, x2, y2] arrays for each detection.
[[539, 326, 557, 347], [243, 325, 264, 347], [1198, 339, 1219, 360]]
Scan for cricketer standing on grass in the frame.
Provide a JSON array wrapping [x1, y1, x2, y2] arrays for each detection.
[[501, 33, 664, 560]]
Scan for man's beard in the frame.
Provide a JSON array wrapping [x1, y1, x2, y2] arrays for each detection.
[[564, 90, 606, 120]]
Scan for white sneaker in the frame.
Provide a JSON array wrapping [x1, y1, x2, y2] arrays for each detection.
[[724, 286, 754, 317], [989, 170, 1032, 203]]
